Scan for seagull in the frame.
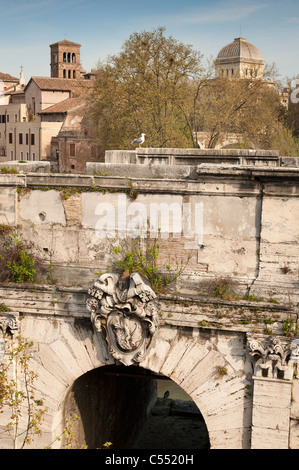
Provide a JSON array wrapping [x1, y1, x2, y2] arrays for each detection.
[[131, 133, 145, 148]]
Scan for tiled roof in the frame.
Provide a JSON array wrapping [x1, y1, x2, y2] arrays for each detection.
[[50, 39, 81, 47], [0, 72, 19, 82], [26, 76, 93, 94], [38, 96, 86, 114]]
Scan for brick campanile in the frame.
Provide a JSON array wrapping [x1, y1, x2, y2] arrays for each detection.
[[50, 40, 82, 79]]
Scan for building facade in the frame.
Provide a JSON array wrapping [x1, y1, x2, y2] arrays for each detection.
[[215, 37, 265, 79], [0, 40, 96, 165], [50, 40, 83, 79]]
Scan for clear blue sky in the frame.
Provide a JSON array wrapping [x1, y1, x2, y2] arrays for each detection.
[[1, 0, 298, 84]]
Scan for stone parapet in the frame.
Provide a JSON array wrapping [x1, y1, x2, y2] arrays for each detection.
[[105, 147, 282, 167]]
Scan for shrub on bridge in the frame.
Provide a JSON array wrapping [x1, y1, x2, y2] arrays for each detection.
[[0, 229, 41, 283]]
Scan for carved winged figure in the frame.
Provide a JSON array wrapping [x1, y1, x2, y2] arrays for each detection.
[[86, 272, 159, 365]]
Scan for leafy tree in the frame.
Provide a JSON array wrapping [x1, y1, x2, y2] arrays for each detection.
[[0, 334, 47, 448], [87, 27, 204, 149], [87, 27, 298, 155], [190, 74, 285, 149]]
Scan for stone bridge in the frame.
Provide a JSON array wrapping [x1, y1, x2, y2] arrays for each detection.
[[0, 151, 299, 449]]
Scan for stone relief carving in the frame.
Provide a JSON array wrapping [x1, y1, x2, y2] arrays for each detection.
[[290, 339, 299, 363], [86, 272, 159, 365], [248, 336, 293, 380], [0, 314, 19, 337]]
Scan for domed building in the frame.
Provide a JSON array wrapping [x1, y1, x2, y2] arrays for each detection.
[[215, 37, 264, 79]]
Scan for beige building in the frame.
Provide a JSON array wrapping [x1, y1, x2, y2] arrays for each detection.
[[0, 72, 24, 106], [0, 77, 93, 163], [0, 39, 94, 164], [215, 37, 265, 79]]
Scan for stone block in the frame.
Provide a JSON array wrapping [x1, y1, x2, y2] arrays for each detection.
[[261, 197, 299, 243], [0, 161, 51, 173], [51, 229, 79, 263], [19, 189, 66, 225], [251, 426, 289, 449], [251, 377, 292, 449], [0, 187, 16, 225]]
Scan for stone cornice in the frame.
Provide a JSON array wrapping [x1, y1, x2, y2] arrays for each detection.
[[0, 284, 297, 336], [1, 167, 299, 198]]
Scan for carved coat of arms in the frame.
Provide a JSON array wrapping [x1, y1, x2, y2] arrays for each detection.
[[86, 272, 159, 365]]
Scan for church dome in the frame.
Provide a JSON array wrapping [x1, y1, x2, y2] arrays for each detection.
[[216, 37, 264, 63]]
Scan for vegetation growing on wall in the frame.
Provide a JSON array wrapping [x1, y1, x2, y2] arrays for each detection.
[[0, 332, 47, 448], [112, 235, 188, 294], [0, 167, 19, 174], [0, 227, 46, 284]]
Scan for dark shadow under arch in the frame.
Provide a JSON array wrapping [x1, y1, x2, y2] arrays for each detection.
[[64, 364, 210, 449]]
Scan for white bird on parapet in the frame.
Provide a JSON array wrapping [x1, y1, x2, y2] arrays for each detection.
[[131, 133, 145, 147]]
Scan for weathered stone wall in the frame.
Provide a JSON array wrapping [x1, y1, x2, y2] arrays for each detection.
[[0, 161, 298, 449], [0, 164, 298, 303]]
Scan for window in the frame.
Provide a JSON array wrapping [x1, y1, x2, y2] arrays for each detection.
[[26, 152, 29, 160], [70, 143, 75, 157], [63, 52, 67, 63], [10, 151, 13, 160], [20, 151, 23, 160], [9, 133, 13, 144], [31, 134, 35, 145], [32, 152, 35, 161], [19, 133, 23, 145], [63, 69, 66, 78], [72, 53, 76, 63], [6, 114, 9, 123], [26, 133, 29, 145], [14, 114, 18, 122], [68, 70, 71, 78]]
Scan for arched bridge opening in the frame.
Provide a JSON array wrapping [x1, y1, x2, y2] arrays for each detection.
[[64, 364, 210, 449]]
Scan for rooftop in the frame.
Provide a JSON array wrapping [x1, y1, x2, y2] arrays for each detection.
[[38, 96, 86, 115], [25, 76, 93, 94], [49, 39, 81, 47], [0, 72, 19, 82], [216, 37, 264, 63]]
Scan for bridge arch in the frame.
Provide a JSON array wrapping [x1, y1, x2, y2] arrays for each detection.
[[63, 364, 210, 449], [18, 314, 251, 449]]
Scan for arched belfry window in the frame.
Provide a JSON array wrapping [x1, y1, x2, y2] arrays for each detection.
[[63, 52, 67, 63], [72, 53, 76, 63], [63, 69, 66, 78], [67, 53, 71, 63]]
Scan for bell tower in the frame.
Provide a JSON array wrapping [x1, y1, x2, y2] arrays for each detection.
[[50, 40, 82, 79]]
